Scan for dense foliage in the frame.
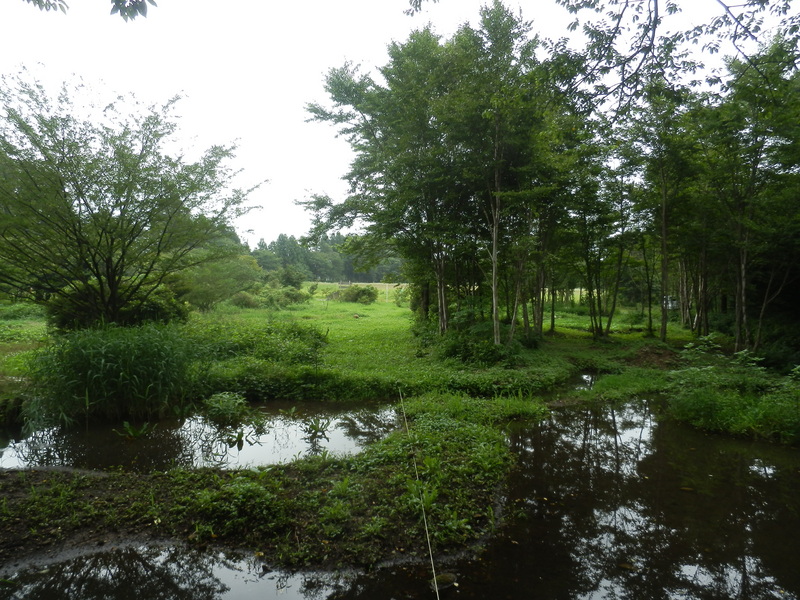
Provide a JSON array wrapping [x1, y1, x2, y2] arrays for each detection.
[[306, 0, 800, 369], [0, 77, 254, 329]]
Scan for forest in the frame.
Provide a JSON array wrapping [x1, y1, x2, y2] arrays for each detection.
[[303, 0, 800, 370]]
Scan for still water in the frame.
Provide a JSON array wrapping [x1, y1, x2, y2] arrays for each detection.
[[2, 399, 799, 599], [0, 402, 398, 471]]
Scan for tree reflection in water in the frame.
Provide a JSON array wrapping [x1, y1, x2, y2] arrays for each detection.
[[3, 400, 799, 600], [1, 545, 356, 600], [3, 546, 229, 600], [484, 399, 800, 600]]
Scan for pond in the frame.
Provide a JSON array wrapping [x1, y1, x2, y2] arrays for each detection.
[[2, 398, 799, 599], [0, 402, 398, 471]]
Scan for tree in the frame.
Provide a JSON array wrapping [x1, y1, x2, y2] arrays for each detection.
[[22, 0, 158, 21], [0, 75, 255, 327]]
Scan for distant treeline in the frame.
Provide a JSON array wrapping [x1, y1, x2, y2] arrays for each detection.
[[250, 233, 403, 284]]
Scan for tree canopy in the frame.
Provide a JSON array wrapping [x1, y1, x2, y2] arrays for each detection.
[[307, 0, 800, 367], [22, 0, 157, 20]]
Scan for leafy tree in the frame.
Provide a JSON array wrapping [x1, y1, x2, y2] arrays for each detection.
[[0, 75, 254, 328], [22, 0, 157, 20]]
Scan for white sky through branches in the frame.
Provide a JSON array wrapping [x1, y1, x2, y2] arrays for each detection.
[[0, 0, 771, 246]]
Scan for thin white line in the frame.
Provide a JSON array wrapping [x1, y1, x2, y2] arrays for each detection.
[[398, 390, 440, 600]]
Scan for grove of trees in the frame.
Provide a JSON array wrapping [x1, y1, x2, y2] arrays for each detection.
[[306, 0, 800, 366]]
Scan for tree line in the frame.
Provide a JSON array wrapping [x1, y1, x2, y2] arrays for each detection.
[[304, 1, 800, 367]]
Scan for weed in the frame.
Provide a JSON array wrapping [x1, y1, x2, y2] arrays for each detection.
[[113, 421, 157, 440]]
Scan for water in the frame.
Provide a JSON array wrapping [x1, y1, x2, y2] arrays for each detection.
[[2, 399, 799, 599], [0, 402, 398, 471]]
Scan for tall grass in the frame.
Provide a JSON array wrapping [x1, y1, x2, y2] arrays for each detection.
[[25, 323, 197, 427]]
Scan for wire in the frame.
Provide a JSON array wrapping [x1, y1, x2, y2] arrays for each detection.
[[398, 390, 441, 600]]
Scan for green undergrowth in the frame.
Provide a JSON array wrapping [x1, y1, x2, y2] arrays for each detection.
[[0, 391, 523, 569], [665, 336, 800, 444]]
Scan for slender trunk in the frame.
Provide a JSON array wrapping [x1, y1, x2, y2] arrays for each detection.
[[641, 235, 655, 337], [604, 241, 627, 336], [659, 166, 670, 343], [753, 266, 792, 352], [734, 235, 749, 351]]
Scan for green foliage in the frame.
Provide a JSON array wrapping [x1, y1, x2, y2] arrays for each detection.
[[666, 338, 800, 443], [0, 302, 45, 320], [201, 392, 253, 426], [0, 75, 253, 330], [228, 291, 261, 309], [327, 285, 379, 305], [257, 285, 312, 309], [180, 474, 284, 538], [25, 323, 197, 427], [436, 330, 522, 367], [45, 281, 190, 331], [402, 391, 549, 424], [175, 254, 264, 312], [184, 319, 326, 365]]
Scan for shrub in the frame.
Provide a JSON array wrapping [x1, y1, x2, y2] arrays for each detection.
[[436, 325, 523, 367], [257, 286, 311, 309], [666, 339, 800, 443], [327, 285, 379, 305], [201, 392, 254, 426], [25, 323, 197, 427], [45, 281, 189, 331], [228, 291, 261, 309]]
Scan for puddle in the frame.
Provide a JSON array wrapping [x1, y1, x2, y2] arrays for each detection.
[[0, 402, 398, 471]]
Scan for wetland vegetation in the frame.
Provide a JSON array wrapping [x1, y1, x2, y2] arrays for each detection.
[[1, 287, 798, 575]]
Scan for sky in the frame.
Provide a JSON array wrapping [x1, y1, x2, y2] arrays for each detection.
[[0, 0, 772, 247], [0, 0, 560, 246]]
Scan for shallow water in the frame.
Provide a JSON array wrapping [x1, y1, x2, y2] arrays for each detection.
[[2, 399, 799, 599], [0, 402, 398, 471]]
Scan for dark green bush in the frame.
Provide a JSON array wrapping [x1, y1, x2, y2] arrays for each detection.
[[45, 281, 189, 331], [228, 291, 261, 309], [258, 286, 311, 309], [436, 323, 523, 367], [666, 338, 800, 443]]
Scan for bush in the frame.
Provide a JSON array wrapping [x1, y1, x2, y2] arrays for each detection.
[[327, 285, 379, 305], [666, 339, 800, 443], [228, 291, 261, 309], [45, 281, 189, 331], [25, 323, 197, 427], [201, 392, 254, 426], [258, 286, 312, 309], [436, 324, 523, 367]]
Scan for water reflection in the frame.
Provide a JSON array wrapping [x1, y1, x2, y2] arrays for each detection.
[[0, 545, 355, 600], [2, 400, 799, 599], [0, 403, 398, 471]]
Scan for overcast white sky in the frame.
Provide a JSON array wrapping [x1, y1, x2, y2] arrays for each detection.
[[0, 0, 772, 246], [0, 0, 553, 245]]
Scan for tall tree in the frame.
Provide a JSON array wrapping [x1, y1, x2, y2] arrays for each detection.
[[0, 75, 254, 327]]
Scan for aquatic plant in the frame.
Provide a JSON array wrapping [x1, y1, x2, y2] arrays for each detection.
[[113, 421, 157, 440]]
